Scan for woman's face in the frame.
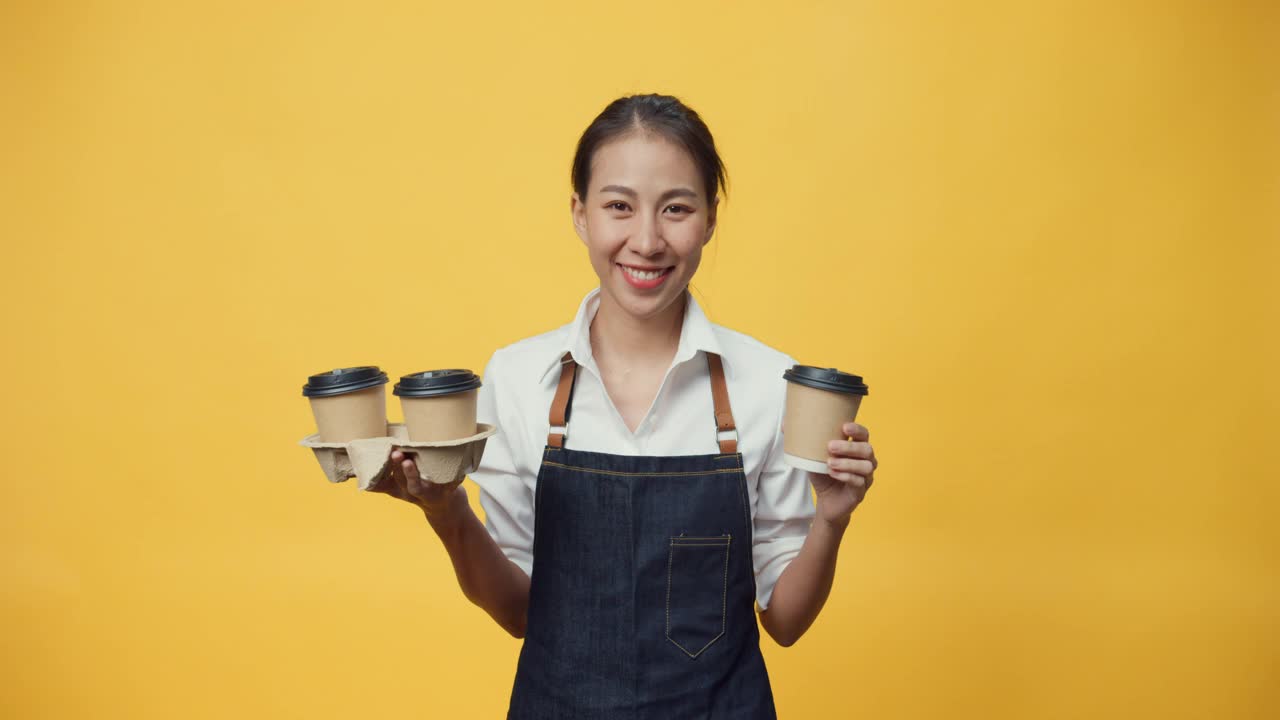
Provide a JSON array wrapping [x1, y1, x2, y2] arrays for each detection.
[[571, 132, 718, 322]]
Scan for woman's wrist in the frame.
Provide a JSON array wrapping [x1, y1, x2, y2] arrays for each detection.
[[812, 507, 851, 537], [422, 485, 471, 539]]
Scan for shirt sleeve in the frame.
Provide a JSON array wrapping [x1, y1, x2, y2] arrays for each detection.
[[469, 349, 535, 577], [751, 360, 816, 611]]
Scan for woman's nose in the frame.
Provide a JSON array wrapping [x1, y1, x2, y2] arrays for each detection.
[[630, 217, 665, 255]]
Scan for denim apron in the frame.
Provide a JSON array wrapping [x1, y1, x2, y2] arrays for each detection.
[[506, 351, 777, 719]]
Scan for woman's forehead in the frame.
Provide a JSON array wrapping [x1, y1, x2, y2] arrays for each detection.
[[590, 135, 702, 196]]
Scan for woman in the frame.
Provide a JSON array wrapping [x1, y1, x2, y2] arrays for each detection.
[[376, 93, 878, 718]]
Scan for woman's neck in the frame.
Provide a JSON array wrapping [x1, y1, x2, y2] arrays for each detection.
[[590, 288, 686, 373]]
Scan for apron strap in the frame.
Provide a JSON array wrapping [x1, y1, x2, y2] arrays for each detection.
[[547, 351, 578, 448], [545, 350, 740, 454], [706, 352, 739, 454]]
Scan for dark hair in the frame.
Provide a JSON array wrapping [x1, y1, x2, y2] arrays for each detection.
[[571, 93, 728, 207]]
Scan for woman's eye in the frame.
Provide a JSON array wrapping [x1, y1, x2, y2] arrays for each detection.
[[607, 202, 630, 211], [665, 205, 691, 215]]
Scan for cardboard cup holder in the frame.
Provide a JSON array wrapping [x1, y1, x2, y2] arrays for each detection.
[[298, 422, 496, 491]]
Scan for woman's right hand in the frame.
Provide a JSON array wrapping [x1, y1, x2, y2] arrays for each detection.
[[372, 448, 468, 523]]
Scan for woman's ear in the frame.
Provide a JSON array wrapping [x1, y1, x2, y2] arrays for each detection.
[[703, 195, 720, 246], [570, 192, 589, 245]]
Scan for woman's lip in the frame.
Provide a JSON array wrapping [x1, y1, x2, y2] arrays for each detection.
[[618, 263, 674, 290]]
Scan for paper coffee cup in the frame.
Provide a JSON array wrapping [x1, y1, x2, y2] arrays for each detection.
[[302, 366, 390, 442], [393, 369, 482, 442], [781, 365, 869, 475]]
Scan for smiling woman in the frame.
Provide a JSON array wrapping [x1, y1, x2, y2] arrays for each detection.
[[378, 93, 878, 719], [569, 95, 726, 319]]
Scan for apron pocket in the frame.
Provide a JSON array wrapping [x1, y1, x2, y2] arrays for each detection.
[[665, 535, 731, 658]]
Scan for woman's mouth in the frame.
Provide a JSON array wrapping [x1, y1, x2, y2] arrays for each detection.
[[618, 263, 674, 290]]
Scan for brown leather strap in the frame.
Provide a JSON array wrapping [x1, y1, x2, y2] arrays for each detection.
[[547, 350, 739, 454], [547, 352, 577, 448], [706, 352, 739, 453]]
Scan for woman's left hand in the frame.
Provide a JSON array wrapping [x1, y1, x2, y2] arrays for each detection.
[[808, 421, 878, 526]]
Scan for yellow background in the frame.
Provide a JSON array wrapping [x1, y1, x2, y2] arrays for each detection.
[[2, 1, 1276, 717]]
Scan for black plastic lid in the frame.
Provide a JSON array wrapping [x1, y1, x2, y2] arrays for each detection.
[[302, 366, 389, 398], [393, 369, 482, 398], [783, 365, 869, 395]]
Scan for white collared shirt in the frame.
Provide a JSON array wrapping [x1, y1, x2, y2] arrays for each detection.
[[470, 287, 815, 610]]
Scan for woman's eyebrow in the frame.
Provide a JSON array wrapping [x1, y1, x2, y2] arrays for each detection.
[[599, 185, 699, 202]]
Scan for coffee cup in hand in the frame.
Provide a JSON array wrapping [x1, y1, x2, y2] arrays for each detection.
[[781, 365, 869, 475]]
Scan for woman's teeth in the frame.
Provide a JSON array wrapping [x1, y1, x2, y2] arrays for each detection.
[[622, 266, 669, 280]]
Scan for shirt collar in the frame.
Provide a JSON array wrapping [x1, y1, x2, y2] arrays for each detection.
[[537, 286, 726, 384]]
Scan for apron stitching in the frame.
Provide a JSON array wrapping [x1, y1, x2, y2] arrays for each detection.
[[721, 534, 731, 641], [541, 461, 742, 477], [664, 535, 731, 659], [665, 541, 674, 652]]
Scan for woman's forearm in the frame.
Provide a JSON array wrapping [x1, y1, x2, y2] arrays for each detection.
[[423, 488, 531, 638], [758, 514, 848, 647]]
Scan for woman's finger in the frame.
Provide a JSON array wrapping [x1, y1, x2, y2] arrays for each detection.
[[402, 457, 428, 497], [826, 439, 873, 458], [841, 422, 870, 441], [828, 457, 875, 476], [375, 461, 409, 500], [830, 469, 866, 488]]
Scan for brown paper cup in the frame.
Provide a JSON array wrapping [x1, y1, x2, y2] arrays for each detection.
[[309, 384, 389, 443], [400, 388, 478, 442], [781, 365, 869, 475]]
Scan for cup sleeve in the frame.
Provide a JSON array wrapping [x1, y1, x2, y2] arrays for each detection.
[[469, 351, 535, 578]]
